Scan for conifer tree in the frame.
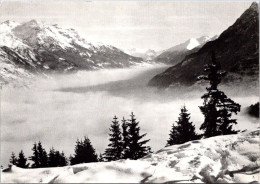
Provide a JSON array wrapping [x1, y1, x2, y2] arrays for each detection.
[[70, 137, 98, 165], [16, 150, 29, 168], [48, 147, 57, 167], [104, 116, 123, 161], [9, 152, 17, 165], [30, 142, 40, 168], [37, 142, 48, 167], [58, 151, 67, 166], [121, 117, 130, 159], [198, 51, 240, 137], [127, 112, 151, 160], [167, 105, 198, 146]]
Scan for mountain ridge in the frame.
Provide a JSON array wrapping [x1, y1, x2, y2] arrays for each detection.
[[153, 35, 217, 65], [148, 2, 259, 88], [0, 20, 144, 85]]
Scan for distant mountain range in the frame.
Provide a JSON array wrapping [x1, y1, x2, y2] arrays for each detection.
[[125, 48, 162, 61], [154, 35, 218, 65], [0, 20, 144, 85], [149, 2, 259, 88]]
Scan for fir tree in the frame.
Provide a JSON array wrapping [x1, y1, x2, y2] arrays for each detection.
[[167, 105, 198, 146], [47, 147, 57, 167], [58, 151, 67, 166], [49, 149, 67, 167], [121, 117, 130, 159], [70, 137, 98, 165], [104, 116, 123, 161], [37, 142, 48, 167], [127, 112, 151, 160], [9, 152, 17, 165], [29, 142, 39, 168], [198, 51, 241, 137], [16, 150, 29, 168]]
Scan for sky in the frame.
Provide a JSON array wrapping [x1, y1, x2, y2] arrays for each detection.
[[0, 1, 253, 51]]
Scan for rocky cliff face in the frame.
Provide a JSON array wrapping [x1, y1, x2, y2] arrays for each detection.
[[149, 2, 259, 88]]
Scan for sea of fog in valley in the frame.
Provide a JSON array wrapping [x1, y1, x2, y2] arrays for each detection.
[[1, 64, 258, 166]]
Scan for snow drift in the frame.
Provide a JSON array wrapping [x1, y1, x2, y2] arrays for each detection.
[[1, 129, 259, 183]]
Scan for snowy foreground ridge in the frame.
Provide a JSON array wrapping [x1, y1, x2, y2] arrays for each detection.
[[1, 130, 260, 183]]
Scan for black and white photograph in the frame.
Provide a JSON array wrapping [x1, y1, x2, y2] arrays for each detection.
[[0, 0, 259, 183]]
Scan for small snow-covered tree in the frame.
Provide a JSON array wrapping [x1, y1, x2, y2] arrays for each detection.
[[104, 116, 123, 161], [167, 105, 198, 146]]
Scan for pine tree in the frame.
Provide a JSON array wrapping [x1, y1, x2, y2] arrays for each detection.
[[127, 112, 151, 160], [9, 152, 17, 165], [70, 137, 98, 165], [104, 116, 123, 161], [121, 117, 130, 159], [37, 142, 48, 167], [48, 147, 57, 167], [16, 150, 29, 168], [30, 142, 39, 168], [70, 139, 82, 165], [198, 51, 241, 137], [58, 151, 67, 166], [167, 105, 198, 146]]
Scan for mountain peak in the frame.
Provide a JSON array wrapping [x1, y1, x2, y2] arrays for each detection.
[[186, 38, 200, 50], [21, 19, 41, 28], [250, 2, 259, 11], [149, 1, 259, 88]]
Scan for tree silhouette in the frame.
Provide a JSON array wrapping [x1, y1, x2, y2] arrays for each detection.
[[198, 51, 241, 137], [47, 147, 56, 167], [37, 142, 48, 167], [29, 142, 48, 168], [121, 117, 130, 159], [16, 150, 29, 168], [58, 151, 67, 166], [70, 137, 98, 165], [29, 143, 39, 168], [48, 147, 67, 167], [127, 112, 151, 160], [167, 105, 198, 146], [9, 152, 17, 165], [104, 116, 123, 161]]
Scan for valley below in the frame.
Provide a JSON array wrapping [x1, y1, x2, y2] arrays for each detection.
[[1, 64, 259, 168]]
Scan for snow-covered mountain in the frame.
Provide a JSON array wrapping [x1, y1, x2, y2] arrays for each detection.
[[125, 48, 161, 61], [0, 20, 143, 85], [2, 129, 259, 183], [149, 2, 259, 88], [154, 35, 217, 65]]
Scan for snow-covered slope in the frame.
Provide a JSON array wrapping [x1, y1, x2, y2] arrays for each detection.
[[2, 129, 259, 183]]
